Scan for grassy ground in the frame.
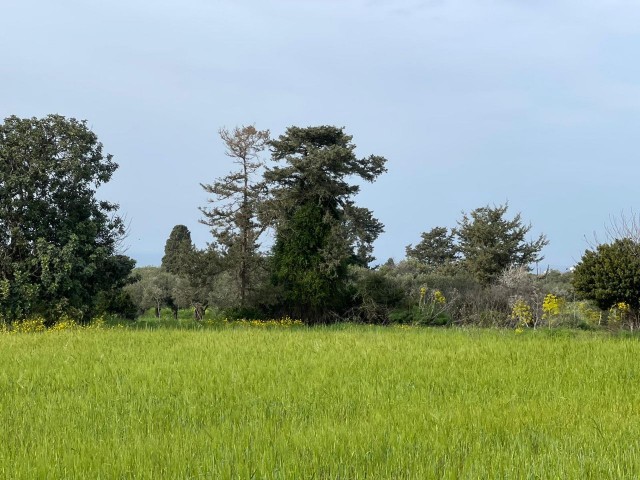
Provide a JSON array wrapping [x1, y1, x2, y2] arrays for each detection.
[[1, 326, 640, 478]]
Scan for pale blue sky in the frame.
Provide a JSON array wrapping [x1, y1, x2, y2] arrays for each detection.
[[3, 0, 640, 270]]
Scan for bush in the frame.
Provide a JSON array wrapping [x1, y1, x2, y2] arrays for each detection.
[[573, 239, 640, 311], [347, 267, 405, 323], [94, 290, 138, 320]]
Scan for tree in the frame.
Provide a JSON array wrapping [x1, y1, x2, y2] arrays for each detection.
[[0, 114, 134, 322], [161, 225, 195, 276], [125, 267, 179, 318], [572, 239, 640, 311], [265, 125, 387, 322], [454, 203, 548, 285], [174, 248, 221, 320], [406, 226, 459, 269], [159, 225, 221, 319], [200, 125, 270, 307]]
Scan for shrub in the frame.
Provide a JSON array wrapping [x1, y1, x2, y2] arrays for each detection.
[[573, 239, 640, 311], [510, 298, 533, 329], [348, 267, 405, 323], [542, 294, 565, 328]]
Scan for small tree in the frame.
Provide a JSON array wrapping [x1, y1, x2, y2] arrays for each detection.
[[125, 267, 179, 318], [200, 125, 270, 307], [406, 227, 459, 269], [172, 248, 221, 320], [454, 203, 548, 285]]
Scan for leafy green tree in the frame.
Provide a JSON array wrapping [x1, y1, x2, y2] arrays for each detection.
[[161, 225, 195, 276], [454, 203, 548, 285], [200, 125, 270, 307], [265, 125, 387, 322], [572, 239, 640, 310], [0, 114, 133, 322], [406, 227, 459, 269]]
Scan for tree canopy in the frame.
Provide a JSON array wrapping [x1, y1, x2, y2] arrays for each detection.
[[0, 114, 134, 322], [265, 126, 387, 322], [405, 226, 459, 269], [572, 238, 640, 310], [455, 203, 548, 285]]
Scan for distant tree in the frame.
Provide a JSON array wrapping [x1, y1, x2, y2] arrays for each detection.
[[538, 269, 574, 297], [572, 239, 640, 310], [159, 225, 222, 319], [171, 248, 221, 320], [125, 267, 179, 318], [454, 203, 548, 285], [0, 114, 134, 322], [406, 227, 459, 268], [265, 125, 387, 322], [161, 225, 195, 276], [200, 125, 270, 307]]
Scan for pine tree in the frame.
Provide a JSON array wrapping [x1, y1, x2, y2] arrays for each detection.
[[406, 226, 459, 268], [200, 125, 269, 307], [454, 203, 548, 285], [265, 125, 387, 322]]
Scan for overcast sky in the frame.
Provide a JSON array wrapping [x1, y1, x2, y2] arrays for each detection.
[[3, 0, 640, 270]]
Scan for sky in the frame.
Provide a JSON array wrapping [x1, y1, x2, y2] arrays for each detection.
[[2, 0, 640, 271]]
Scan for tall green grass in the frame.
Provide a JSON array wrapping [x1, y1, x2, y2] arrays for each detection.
[[1, 327, 640, 478]]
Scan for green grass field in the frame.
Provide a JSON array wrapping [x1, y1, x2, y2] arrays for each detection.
[[2, 326, 640, 478]]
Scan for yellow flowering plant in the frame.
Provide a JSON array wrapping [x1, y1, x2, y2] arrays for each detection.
[[608, 302, 631, 328], [432, 290, 446, 306], [542, 294, 565, 328], [414, 287, 451, 325], [510, 298, 533, 330]]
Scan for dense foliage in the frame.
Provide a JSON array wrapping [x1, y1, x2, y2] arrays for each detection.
[[265, 126, 387, 322], [455, 203, 548, 285], [0, 115, 134, 322], [161, 225, 194, 276], [406, 226, 459, 269], [6, 114, 636, 330], [572, 238, 640, 310], [407, 204, 548, 285], [151, 225, 223, 320]]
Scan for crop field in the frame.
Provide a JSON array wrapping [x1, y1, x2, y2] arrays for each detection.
[[1, 325, 640, 478]]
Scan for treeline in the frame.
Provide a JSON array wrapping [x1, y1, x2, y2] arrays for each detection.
[[127, 125, 387, 323], [1, 115, 638, 327]]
